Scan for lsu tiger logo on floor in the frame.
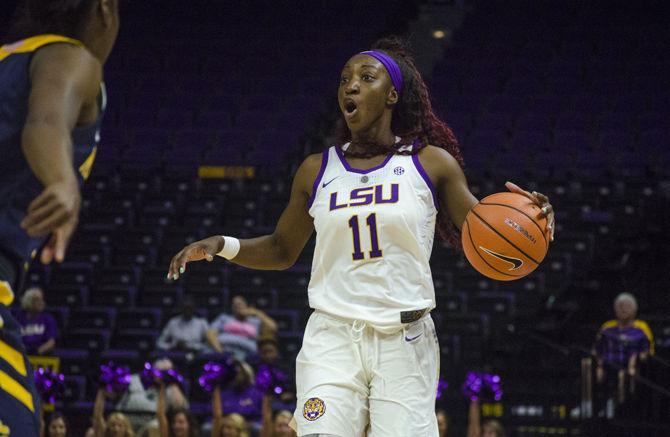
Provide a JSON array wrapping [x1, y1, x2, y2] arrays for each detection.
[[0, 420, 10, 437], [303, 397, 326, 421]]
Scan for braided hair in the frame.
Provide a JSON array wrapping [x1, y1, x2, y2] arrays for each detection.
[[338, 36, 464, 247]]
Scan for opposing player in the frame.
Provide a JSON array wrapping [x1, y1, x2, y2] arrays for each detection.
[[168, 37, 555, 436], [0, 1, 119, 434]]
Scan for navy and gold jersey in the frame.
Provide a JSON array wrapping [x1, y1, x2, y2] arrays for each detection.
[[0, 34, 105, 288]]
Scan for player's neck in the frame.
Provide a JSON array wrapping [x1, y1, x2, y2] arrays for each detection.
[[349, 124, 395, 155]]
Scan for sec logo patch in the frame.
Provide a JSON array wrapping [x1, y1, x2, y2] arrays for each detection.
[[303, 397, 326, 421]]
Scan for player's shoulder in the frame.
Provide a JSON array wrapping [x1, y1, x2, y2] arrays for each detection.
[[30, 42, 102, 91], [416, 144, 461, 180], [31, 41, 100, 72], [300, 152, 325, 170], [293, 151, 327, 192]]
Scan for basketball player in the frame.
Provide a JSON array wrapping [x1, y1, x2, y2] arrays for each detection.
[[0, 1, 119, 434], [168, 37, 554, 436]]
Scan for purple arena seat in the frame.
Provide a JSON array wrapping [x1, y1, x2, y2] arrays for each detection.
[[53, 348, 90, 375]]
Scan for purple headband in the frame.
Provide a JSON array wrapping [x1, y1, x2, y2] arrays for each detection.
[[359, 50, 403, 93]]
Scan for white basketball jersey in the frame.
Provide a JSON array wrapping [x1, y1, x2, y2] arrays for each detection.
[[307, 143, 438, 332]]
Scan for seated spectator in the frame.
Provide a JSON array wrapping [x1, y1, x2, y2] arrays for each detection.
[[251, 337, 296, 408], [16, 286, 56, 355], [436, 409, 450, 437], [212, 386, 250, 437], [157, 383, 200, 437], [595, 292, 654, 384], [207, 295, 277, 360], [254, 337, 291, 375], [156, 297, 210, 353], [115, 359, 189, 432], [44, 411, 68, 437], [593, 292, 654, 417]]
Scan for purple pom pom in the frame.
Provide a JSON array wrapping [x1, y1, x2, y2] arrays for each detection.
[[141, 362, 185, 389], [198, 358, 237, 392], [461, 371, 503, 402], [99, 362, 132, 394], [34, 367, 65, 404], [436, 378, 449, 400], [255, 364, 288, 395]]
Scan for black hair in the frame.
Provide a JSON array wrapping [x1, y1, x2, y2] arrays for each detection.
[[4, 0, 97, 43]]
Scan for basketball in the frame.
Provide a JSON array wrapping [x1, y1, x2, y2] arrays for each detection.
[[462, 192, 550, 281]]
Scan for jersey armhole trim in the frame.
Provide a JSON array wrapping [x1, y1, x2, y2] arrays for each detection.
[[412, 154, 439, 210], [307, 149, 329, 209]]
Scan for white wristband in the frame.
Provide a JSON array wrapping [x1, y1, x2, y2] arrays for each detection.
[[216, 236, 240, 260]]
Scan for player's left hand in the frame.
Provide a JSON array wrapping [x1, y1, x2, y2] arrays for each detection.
[[505, 181, 555, 241]]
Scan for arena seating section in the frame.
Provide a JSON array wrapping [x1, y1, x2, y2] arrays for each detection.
[[9, 0, 670, 435]]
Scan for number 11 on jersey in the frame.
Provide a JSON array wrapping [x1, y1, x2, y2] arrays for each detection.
[[348, 213, 383, 261]]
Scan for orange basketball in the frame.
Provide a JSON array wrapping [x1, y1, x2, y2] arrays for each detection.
[[461, 192, 550, 281]]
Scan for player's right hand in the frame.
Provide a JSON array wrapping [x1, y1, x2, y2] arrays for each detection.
[[21, 179, 81, 237], [168, 236, 224, 280]]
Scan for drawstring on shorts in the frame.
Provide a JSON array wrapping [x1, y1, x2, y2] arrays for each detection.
[[351, 319, 367, 343]]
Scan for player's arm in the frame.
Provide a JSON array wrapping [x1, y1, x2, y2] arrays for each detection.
[[419, 145, 555, 239], [168, 154, 320, 278], [418, 145, 478, 230], [20, 43, 101, 237]]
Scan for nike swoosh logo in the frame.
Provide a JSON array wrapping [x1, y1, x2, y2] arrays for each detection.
[[322, 177, 338, 188], [479, 246, 523, 270], [405, 333, 423, 342]]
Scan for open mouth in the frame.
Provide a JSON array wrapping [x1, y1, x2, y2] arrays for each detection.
[[343, 99, 358, 118]]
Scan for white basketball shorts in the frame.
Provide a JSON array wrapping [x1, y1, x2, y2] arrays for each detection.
[[291, 310, 440, 436]]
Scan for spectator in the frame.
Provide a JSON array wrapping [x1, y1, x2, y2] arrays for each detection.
[[436, 409, 450, 437], [251, 337, 296, 409], [212, 386, 250, 437], [92, 388, 135, 437], [44, 411, 68, 437], [467, 399, 506, 437], [254, 337, 293, 379], [260, 394, 295, 437], [595, 292, 654, 383], [16, 286, 57, 355], [207, 295, 277, 360], [218, 361, 263, 424], [593, 292, 654, 417], [115, 359, 188, 432], [157, 384, 199, 437], [258, 337, 280, 366], [156, 297, 210, 353]]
